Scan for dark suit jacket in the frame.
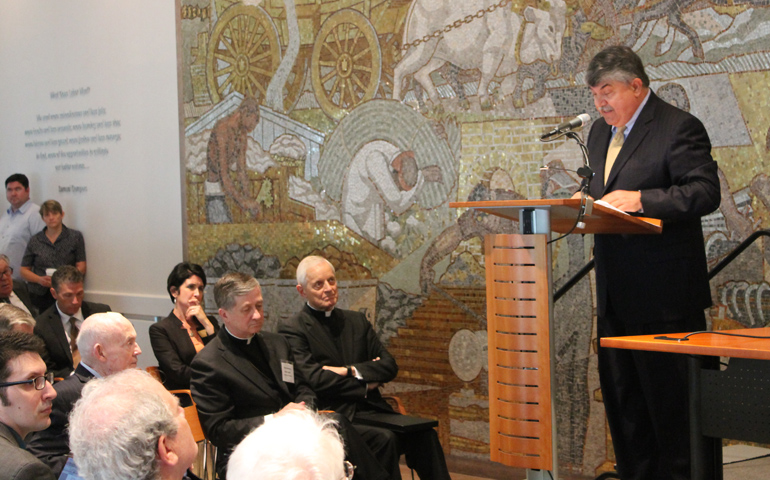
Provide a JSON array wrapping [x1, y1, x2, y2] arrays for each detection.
[[149, 311, 220, 390], [4, 279, 37, 317], [279, 305, 397, 419], [586, 91, 720, 325], [34, 301, 111, 378], [0, 422, 56, 480], [26, 364, 94, 477], [190, 328, 316, 475]]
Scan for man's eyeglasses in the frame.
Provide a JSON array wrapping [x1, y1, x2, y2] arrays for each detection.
[[0, 267, 13, 278], [343, 461, 355, 480], [0, 372, 54, 390]]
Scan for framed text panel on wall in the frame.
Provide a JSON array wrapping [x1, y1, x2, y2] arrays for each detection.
[[0, 0, 184, 316]]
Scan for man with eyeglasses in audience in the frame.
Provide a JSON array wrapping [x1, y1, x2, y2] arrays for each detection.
[[0, 331, 57, 480], [0, 254, 36, 316]]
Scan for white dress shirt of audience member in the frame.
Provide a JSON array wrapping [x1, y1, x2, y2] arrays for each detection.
[[26, 312, 142, 478], [0, 174, 45, 281], [68, 368, 200, 480], [0, 331, 57, 480]]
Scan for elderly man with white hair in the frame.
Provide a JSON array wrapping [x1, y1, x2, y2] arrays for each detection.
[[27, 312, 142, 477], [228, 408, 348, 480], [69, 368, 199, 480]]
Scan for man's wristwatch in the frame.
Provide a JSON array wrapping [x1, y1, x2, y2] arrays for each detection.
[[346, 366, 353, 377]]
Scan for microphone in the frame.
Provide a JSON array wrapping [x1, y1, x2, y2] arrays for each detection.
[[540, 113, 592, 140]]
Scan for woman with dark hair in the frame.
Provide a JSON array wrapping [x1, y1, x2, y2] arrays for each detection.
[[149, 262, 219, 390]]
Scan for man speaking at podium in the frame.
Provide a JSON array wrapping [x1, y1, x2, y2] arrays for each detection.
[[580, 46, 720, 480]]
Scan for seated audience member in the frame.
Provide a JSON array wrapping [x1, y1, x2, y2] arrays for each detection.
[[190, 272, 396, 480], [280, 256, 450, 480], [21, 200, 87, 313], [0, 254, 36, 316], [69, 369, 200, 480], [150, 262, 219, 390], [0, 304, 36, 334], [27, 312, 141, 477], [228, 408, 347, 480], [0, 331, 57, 480], [34, 266, 110, 378]]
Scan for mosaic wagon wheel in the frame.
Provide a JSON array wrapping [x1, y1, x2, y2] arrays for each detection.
[[206, 4, 281, 104], [311, 9, 382, 120]]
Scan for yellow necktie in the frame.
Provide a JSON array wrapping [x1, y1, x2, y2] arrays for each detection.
[[604, 126, 626, 183]]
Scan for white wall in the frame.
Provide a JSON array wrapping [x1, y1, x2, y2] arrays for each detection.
[[0, 0, 184, 318]]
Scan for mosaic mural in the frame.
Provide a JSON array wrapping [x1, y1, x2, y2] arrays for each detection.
[[179, 0, 770, 476]]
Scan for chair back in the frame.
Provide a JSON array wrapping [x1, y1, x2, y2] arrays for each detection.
[[170, 389, 205, 443], [146, 366, 163, 383]]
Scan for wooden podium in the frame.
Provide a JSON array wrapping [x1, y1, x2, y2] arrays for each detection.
[[449, 198, 661, 479]]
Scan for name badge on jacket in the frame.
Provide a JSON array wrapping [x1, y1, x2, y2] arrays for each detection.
[[281, 361, 295, 383]]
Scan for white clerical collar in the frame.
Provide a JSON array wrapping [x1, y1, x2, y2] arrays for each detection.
[[225, 325, 256, 344], [306, 302, 334, 317]]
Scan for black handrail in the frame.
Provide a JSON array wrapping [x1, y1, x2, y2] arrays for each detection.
[[554, 259, 594, 302], [553, 229, 770, 302], [707, 229, 770, 280]]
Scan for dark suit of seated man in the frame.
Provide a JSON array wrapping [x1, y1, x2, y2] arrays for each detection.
[[279, 256, 451, 480], [33, 266, 110, 378], [26, 312, 142, 477], [190, 272, 398, 480], [0, 254, 36, 316]]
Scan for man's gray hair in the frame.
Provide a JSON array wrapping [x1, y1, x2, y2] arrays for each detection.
[[0, 254, 10, 267], [227, 408, 344, 480], [0, 304, 35, 331], [69, 369, 177, 480], [214, 272, 260, 311], [585, 45, 650, 88], [76, 312, 129, 367], [296, 256, 335, 288]]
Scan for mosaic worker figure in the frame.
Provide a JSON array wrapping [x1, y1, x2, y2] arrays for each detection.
[[190, 272, 395, 480], [205, 96, 261, 223], [280, 255, 450, 480], [341, 140, 442, 244], [579, 45, 720, 480]]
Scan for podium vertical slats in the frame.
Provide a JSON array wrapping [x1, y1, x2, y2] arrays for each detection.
[[486, 234, 552, 470]]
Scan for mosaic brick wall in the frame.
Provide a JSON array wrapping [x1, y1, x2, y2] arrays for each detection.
[[179, 0, 770, 476]]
